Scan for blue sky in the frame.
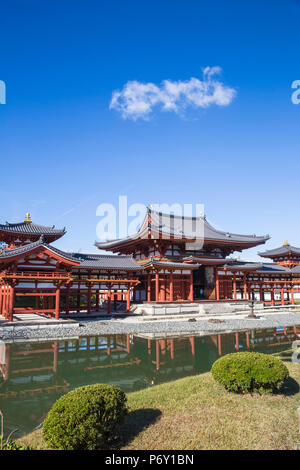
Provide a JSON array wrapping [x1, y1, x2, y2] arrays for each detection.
[[0, 0, 299, 260]]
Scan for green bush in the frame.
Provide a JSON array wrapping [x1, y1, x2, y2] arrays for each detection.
[[211, 351, 289, 394], [1, 441, 32, 450], [42, 384, 128, 450]]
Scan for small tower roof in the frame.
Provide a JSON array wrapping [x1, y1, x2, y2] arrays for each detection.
[[0, 217, 66, 244], [259, 244, 300, 258]]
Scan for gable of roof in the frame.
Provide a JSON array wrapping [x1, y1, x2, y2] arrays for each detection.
[[0, 237, 79, 265]]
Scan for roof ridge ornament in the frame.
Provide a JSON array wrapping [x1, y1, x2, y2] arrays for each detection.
[[24, 212, 32, 222], [284, 240, 290, 246]]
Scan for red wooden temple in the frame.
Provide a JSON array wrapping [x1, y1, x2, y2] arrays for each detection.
[[1, 209, 300, 321]]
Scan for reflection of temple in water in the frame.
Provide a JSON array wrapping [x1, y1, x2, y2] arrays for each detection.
[[0, 325, 299, 435]]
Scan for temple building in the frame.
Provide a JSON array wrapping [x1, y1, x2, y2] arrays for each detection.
[[95, 208, 270, 302], [0, 209, 300, 322]]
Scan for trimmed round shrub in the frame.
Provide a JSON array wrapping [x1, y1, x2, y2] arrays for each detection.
[[211, 351, 289, 394], [42, 384, 128, 450]]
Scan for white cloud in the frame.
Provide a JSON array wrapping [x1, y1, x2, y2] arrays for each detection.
[[109, 67, 236, 120]]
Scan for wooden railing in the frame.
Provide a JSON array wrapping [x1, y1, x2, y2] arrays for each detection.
[[1, 271, 71, 280]]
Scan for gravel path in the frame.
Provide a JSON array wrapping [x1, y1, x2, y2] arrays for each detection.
[[1, 312, 300, 342]]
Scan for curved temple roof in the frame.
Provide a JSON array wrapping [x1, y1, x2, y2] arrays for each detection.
[[0, 220, 66, 243], [259, 244, 300, 259], [223, 261, 291, 273], [95, 208, 270, 251]]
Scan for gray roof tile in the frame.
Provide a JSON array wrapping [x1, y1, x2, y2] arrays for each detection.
[[223, 261, 291, 273], [0, 221, 65, 236], [71, 253, 142, 270]]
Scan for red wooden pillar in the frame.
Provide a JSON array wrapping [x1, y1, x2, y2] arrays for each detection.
[[217, 334, 222, 356], [0, 286, 2, 318], [170, 271, 174, 302], [4, 286, 9, 320], [126, 289, 130, 312], [155, 272, 159, 302], [1, 286, 4, 318], [170, 339, 174, 360], [243, 273, 247, 300], [5, 286, 9, 319], [281, 287, 285, 306], [233, 275, 237, 300], [271, 286, 274, 306], [246, 331, 250, 350], [55, 284, 60, 320], [53, 342, 58, 373], [3, 287, 6, 319], [7, 287, 10, 320], [1, 285, 4, 318], [160, 339, 166, 355], [188, 271, 193, 301], [11, 286, 14, 322], [147, 339, 151, 355], [107, 289, 111, 315], [161, 274, 166, 301], [215, 268, 220, 301], [235, 332, 239, 351], [65, 283, 70, 315], [156, 340, 160, 371], [291, 284, 295, 305], [147, 274, 151, 302], [3, 286, 7, 319], [2, 286, 6, 319], [87, 282, 91, 315], [181, 275, 184, 300], [0, 285, 3, 318], [77, 285, 81, 312], [189, 337, 195, 355], [8, 285, 14, 322]]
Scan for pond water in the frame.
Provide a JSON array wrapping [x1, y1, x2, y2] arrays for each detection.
[[0, 325, 299, 437]]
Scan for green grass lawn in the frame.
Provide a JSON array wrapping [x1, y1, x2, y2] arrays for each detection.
[[18, 349, 300, 450]]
